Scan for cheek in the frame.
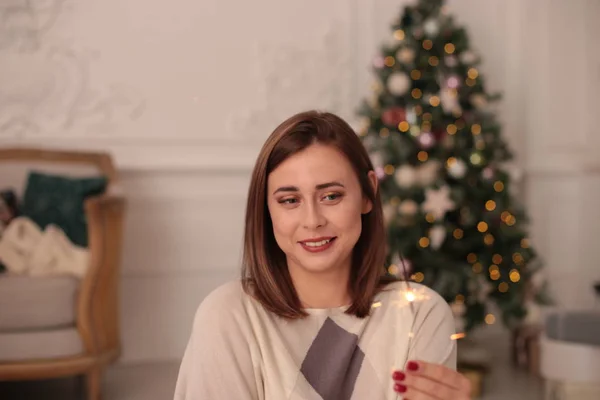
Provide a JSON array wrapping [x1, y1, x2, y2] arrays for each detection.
[[268, 205, 297, 244], [331, 200, 364, 238]]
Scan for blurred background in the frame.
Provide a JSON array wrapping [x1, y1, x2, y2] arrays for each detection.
[[0, 0, 599, 399]]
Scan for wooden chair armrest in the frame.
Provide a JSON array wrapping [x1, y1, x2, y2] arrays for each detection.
[[76, 191, 126, 360]]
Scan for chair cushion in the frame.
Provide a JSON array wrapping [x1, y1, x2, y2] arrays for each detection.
[[0, 274, 78, 332], [20, 171, 108, 247], [0, 328, 83, 362], [545, 311, 600, 347]]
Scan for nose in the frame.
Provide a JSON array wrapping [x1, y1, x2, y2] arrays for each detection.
[[302, 200, 326, 229]]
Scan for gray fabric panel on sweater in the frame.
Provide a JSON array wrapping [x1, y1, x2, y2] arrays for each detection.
[[300, 317, 364, 400], [545, 311, 600, 346], [0, 274, 78, 332], [0, 327, 83, 362]]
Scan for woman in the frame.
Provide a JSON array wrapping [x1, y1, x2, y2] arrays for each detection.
[[174, 111, 471, 400]]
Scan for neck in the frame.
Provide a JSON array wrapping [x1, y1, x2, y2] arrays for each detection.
[[288, 262, 352, 309]]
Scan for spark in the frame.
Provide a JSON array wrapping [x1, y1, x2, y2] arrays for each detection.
[[451, 333, 466, 340], [372, 301, 382, 308], [391, 287, 431, 309]]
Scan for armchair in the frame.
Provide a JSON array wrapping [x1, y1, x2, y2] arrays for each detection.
[[0, 148, 125, 400]]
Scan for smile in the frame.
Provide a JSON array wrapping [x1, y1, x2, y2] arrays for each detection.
[[298, 237, 337, 253]]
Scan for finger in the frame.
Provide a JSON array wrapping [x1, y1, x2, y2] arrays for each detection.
[[406, 360, 471, 393], [400, 373, 459, 400], [393, 382, 437, 400]]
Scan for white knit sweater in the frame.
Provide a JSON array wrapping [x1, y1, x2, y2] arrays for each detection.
[[174, 280, 456, 400]]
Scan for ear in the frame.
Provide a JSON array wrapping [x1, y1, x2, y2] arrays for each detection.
[[362, 170, 378, 214]]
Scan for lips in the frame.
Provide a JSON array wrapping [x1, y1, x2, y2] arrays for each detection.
[[298, 237, 337, 253]]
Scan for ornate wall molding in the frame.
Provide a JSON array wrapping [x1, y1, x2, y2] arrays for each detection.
[[0, 0, 146, 139], [226, 21, 356, 141]]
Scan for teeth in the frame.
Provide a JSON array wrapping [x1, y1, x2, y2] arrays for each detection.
[[304, 239, 331, 247]]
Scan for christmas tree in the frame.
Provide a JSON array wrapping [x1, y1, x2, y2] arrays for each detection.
[[357, 0, 549, 332]]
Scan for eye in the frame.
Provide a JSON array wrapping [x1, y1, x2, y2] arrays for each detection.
[[323, 193, 343, 202], [278, 198, 298, 205]]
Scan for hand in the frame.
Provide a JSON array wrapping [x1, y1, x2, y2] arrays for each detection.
[[391, 360, 471, 399]]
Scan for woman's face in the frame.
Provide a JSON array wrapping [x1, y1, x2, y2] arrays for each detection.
[[267, 143, 375, 277]]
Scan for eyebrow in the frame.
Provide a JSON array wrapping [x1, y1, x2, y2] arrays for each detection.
[[272, 181, 345, 195]]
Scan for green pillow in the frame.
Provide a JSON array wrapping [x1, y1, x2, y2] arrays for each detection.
[[21, 171, 108, 247]]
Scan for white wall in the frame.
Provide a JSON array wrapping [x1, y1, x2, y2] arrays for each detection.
[[1, 0, 598, 363]]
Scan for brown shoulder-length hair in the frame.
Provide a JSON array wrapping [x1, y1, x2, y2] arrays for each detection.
[[241, 110, 390, 319]]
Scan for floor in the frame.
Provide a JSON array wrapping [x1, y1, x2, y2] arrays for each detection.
[[0, 329, 545, 400]]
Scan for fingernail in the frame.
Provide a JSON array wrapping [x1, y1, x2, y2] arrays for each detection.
[[407, 361, 419, 371], [392, 371, 405, 381], [394, 383, 407, 393]]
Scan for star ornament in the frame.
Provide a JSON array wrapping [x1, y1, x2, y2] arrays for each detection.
[[422, 185, 456, 220]]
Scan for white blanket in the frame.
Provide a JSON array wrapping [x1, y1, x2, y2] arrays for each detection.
[[0, 217, 89, 278]]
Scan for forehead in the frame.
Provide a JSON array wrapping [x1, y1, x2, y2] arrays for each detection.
[[268, 144, 355, 187]]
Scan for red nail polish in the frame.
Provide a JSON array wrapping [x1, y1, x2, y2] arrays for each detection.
[[394, 383, 407, 393], [392, 371, 405, 381], [407, 361, 419, 371]]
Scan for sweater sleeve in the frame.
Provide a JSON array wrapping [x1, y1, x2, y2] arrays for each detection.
[[173, 284, 262, 400], [406, 286, 457, 370]]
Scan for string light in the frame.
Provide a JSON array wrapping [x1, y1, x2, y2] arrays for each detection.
[[384, 164, 395, 175], [484, 234, 494, 245], [521, 238, 530, 248], [384, 56, 395, 67], [467, 253, 477, 263], [412, 88, 422, 99], [455, 294, 465, 303], [468, 68, 479, 79], [417, 151, 429, 162], [506, 215, 516, 226], [492, 254, 503, 264], [494, 181, 504, 192], [471, 124, 481, 135], [410, 126, 421, 136], [470, 152, 483, 165], [444, 43, 455, 54], [472, 262, 483, 273], [485, 200, 496, 211], [398, 121, 410, 132], [476, 140, 486, 150], [489, 264, 499, 274], [498, 282, 509, 293], [513, 252, 524, 265], [446, 157, 457, 168], [412, 272, 425, 283], [419, 237, 430, 248], [453, 228, 463, 239], [485, 314, 496, 325], [509, 269, 521, 282], [425, 213, 435, 223], [447, 124, 458, 135], [490, 270, 500, 280], [501, 211, 511, 221], [429, 96, 440, 107], [466, 78, 476, 86], [414, 105, 423, 115], [411, 70, 421, 80], [423, 40, 433, 50], [429, 56, 439, 66], [394, 30, 405, 40], [388, 264, 400, 275], [477, 221, 488, 232], [380, 127, 390, 138]]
